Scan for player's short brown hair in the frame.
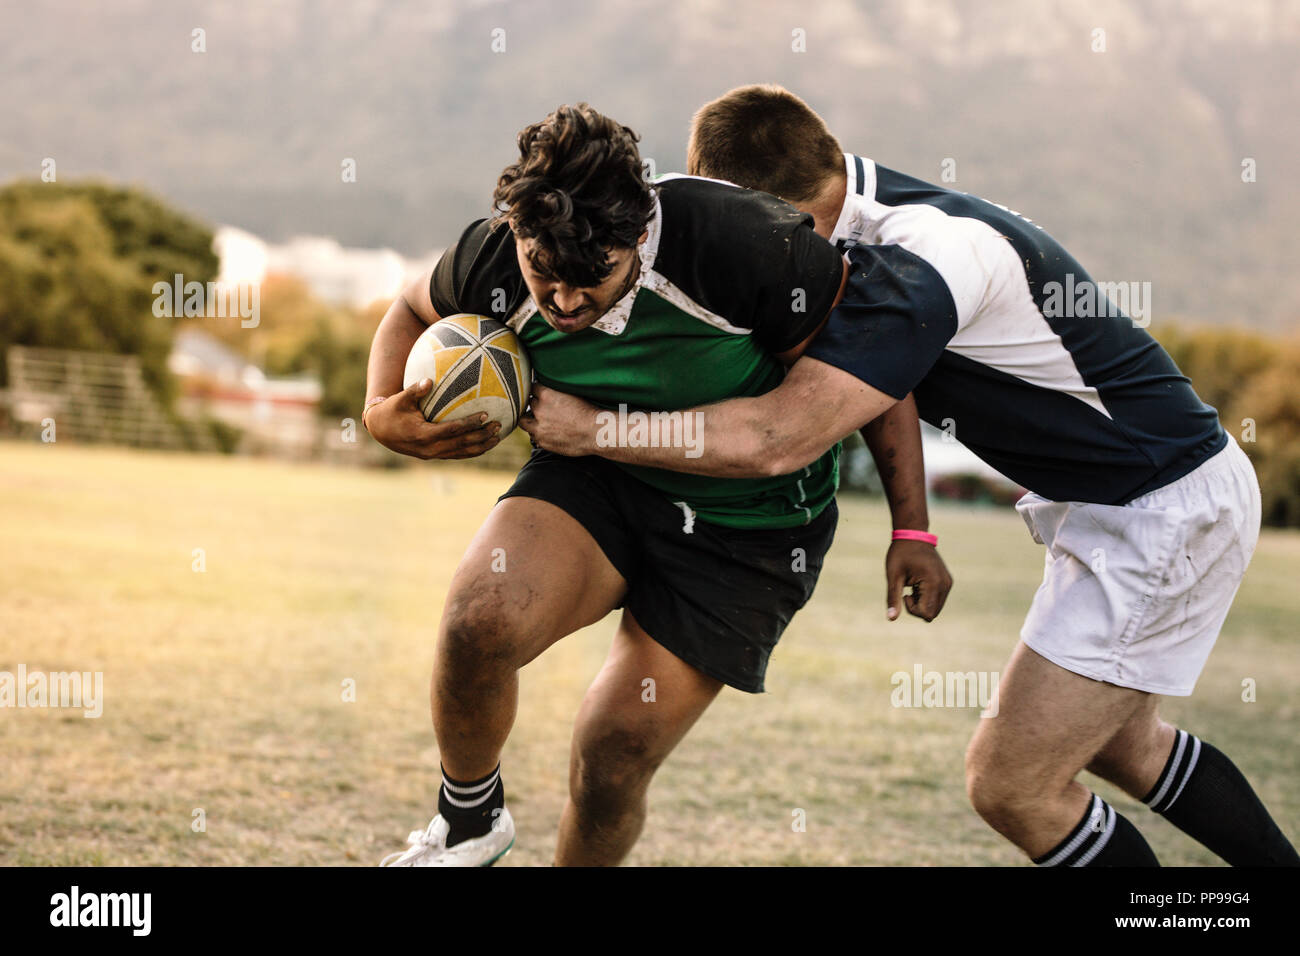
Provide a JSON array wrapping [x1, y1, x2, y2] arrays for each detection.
[[687, 85, 843, 204], [494, 103, 655, 288]]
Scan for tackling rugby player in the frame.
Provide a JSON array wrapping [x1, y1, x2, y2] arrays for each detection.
[[524, 86, 1298, 867]]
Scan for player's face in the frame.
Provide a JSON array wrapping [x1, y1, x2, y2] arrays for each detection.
[[515, 238, 642, 334]]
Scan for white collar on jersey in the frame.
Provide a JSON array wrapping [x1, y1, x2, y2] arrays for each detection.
[[589, 190, 662, 335], [506, 191, 664, 337], [829, 152, 878, 247]]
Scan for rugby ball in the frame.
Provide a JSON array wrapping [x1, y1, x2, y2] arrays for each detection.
[[403, 314, 532, 437]]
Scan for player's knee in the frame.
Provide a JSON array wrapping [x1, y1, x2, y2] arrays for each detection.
[[438, 588, 524, 677], [571, 724, 661, 822], [966, 774, 1037, 834], [965, 745, 1033, 828]]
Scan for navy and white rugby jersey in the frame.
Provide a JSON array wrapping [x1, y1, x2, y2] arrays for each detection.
[[805, 153, 1226, 505]]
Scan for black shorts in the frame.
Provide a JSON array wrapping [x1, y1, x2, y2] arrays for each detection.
[[500, 449, 838, 693]]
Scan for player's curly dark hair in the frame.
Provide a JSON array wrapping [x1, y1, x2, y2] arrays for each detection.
[[493, 104, 656, 288]]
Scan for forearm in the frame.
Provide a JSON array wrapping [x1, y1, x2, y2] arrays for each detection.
[[570, 358, 897, 479], [591, 393, 784, 478], [366, 296, 429, 401], [861, 393, 929, 531]]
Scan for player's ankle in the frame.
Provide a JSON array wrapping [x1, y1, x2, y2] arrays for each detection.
[[438, 763, 506, 847]]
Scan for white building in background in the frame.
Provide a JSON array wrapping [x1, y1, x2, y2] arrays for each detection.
[[213, 225, 440, 309], [213, 226, 270, 289], [168, 328, 321, 456], [841, 421, 1020, 499], [919, 424, 1011, 483]]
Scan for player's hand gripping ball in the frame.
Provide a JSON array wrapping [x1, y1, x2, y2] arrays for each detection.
[[403, 314, 532, 437]]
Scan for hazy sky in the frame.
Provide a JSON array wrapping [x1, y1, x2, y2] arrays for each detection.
[[3, 0, 1297, 325]]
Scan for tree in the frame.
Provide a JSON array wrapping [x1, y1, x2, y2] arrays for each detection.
[[1153, 323, 1300, 528], [1233, 341, 1300, 527], [0, 179, 218, 400]]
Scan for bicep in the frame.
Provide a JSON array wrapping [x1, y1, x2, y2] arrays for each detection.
[[402, 268, 442, 326]]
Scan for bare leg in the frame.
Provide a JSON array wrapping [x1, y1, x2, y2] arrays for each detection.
[[965, 641, 1152, 859], [1085, 696, 1177, 798], [433, 497, 626, 781], [554, 609, 722, 866]]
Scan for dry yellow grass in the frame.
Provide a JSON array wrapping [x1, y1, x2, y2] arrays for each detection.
[[1, 440, 1296, 865]]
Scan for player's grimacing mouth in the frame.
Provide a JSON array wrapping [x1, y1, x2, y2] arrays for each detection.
[[544, 303, 592, 330]]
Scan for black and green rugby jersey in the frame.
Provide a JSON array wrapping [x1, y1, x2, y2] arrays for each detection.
[[429, 175, 845, 529]]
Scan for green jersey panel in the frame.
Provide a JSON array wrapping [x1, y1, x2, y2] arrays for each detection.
[[517, 289, 839, 529]]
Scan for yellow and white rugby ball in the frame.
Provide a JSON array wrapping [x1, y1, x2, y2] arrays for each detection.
[[403, 314, 532, 437]]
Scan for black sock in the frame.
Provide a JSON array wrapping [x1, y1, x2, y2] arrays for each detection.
[[438, 764, 505, 848], [1144, 730, 1299, 866], [1034, 793, 1160, 867]]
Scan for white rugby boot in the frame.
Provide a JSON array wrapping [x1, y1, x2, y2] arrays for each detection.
[[379, 808, 515, 867]]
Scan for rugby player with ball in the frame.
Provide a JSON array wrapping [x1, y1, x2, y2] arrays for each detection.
[[362, 104, 952, 866]]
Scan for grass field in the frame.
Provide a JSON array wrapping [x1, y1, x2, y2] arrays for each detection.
[[1, 440, 1297, 866]]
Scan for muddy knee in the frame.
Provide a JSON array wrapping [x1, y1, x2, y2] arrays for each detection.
[[438, 588, 526, 683], [571, 725, 662, 824]]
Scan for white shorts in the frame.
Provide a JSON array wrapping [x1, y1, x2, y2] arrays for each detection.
[[1015, 435, 1261, 696]]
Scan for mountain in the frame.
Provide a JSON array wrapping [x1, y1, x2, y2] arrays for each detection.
[[2, 0, 1296, 326]]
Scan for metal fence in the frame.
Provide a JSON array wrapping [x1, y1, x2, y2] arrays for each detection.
[[2, 346, 209, 450]]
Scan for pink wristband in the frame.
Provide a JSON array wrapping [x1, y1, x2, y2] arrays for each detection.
[[892, 529, 938, 546]]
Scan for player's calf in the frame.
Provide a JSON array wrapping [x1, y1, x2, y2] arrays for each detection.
[[1140, 730, 1299, 866], [1084, 693, 1299, 865], [1103, 727, 1300, 867]]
